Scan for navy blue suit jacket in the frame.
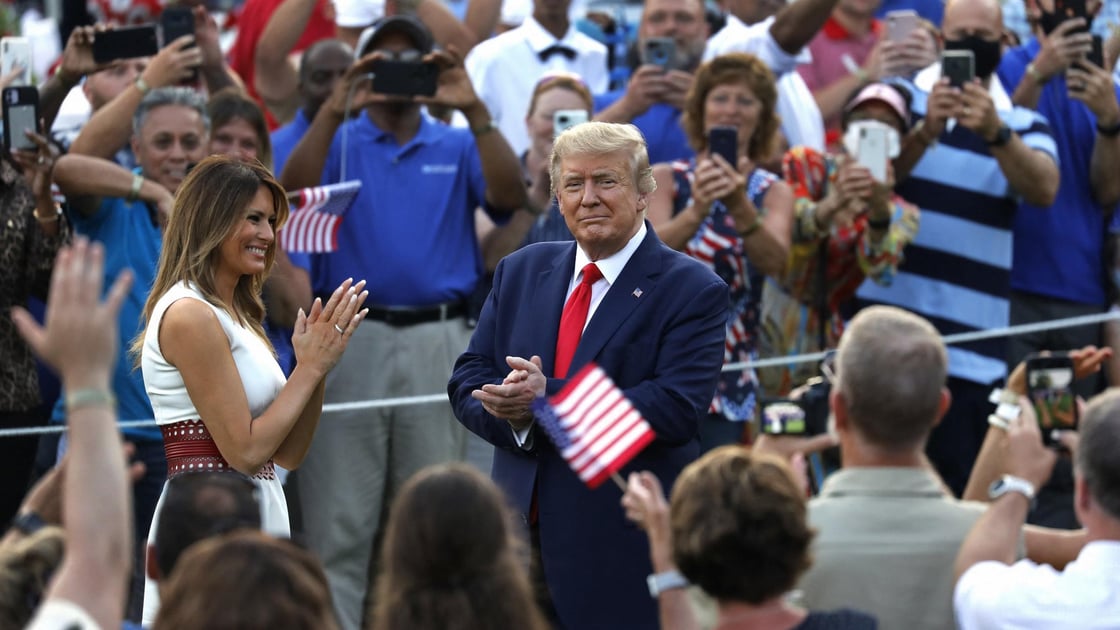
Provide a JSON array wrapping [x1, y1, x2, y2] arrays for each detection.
[[448, 225, 729, 630]]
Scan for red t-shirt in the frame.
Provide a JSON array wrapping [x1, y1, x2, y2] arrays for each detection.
[[227, 0, 335, 128]]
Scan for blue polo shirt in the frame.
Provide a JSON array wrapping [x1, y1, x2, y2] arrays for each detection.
[[594, 90, 694, 165], [309, 112, 490, 305], [856, 78, 1059, 385], [53, 195, 163, 441], [998, 40, 1119, 307], [271, 109, 311, 176]]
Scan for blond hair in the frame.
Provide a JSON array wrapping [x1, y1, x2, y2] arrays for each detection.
[[549, 121, 656, 196]]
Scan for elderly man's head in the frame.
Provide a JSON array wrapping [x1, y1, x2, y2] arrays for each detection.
[[1075, 389, 1120, 526], [941, 0, 1005, 79], [550, 122, 655, 261], [131, 87, 209, 194]]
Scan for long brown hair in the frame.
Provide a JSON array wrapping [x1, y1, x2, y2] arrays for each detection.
[[370, 463, 549, 630], [132, 155, 289, 361]]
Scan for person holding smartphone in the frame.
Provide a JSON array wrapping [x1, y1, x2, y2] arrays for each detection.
[[859, 0, 1060, 499], [645, 52, 795, 452], [995, 0, 1120, 528], [758, 82, 920, 397]]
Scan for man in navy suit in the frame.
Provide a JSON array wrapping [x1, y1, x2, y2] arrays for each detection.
[[448, 122, 729, 629]]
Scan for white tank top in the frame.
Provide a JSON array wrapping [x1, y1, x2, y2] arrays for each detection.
[[141, 281, 285, 425]]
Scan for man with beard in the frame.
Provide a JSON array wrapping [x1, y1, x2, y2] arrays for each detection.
[[592, 0, 710, 164], [855, 0, 1060, 498], [279, 16, 525, 630]]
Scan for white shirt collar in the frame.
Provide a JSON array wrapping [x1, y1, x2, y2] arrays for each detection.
[[520, 15, 579, 53], [571, 221, 647, 288]]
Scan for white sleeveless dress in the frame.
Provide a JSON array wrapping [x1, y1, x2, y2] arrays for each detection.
[[139, 281, 288, 624]]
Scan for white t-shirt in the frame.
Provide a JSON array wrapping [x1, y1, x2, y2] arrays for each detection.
[[954, 540, 1120, 629], [26, 599, 102, 630], [463, 15, 609, 155]]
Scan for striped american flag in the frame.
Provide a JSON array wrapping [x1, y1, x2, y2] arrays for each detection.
[[278, 180, 362, 253], [531, 364, 656, 488]]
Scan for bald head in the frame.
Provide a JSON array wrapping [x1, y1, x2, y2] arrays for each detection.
[[1077, 389, 1120, 521], [836, 306, 948, 450], [943, 0, 1003, 39]]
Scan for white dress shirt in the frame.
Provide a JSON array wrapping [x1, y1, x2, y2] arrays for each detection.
[[704, 14, 825, 151], [463, 15, 609, 155], [954, 540, 1120, 629], [513, 222, 648, 446]]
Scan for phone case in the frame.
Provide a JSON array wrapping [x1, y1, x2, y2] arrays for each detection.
[[370, 60, 438, 97], [1, 37, 32, 87], [856, 127, 890, 183], [3, 86, 39, 151], [92, 26, 159, 63], [941, 50, 974, 87], [886, 11, 919, 42], [708, 126, 737, 167], [642, 38, 675, 69], [553, 109, 588, 137]]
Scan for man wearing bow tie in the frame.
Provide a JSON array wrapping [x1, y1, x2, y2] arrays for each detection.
[[464, 0, 609, 155]]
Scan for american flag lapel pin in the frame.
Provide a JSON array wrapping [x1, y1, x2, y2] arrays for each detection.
[[632, 288, 643, 298]]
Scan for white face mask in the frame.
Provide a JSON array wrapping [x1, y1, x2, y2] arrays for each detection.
[[842, 120, 902, 159]]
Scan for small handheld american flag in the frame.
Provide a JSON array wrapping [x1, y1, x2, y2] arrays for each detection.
[[278, 180, 362, 253], [531, 363, 656, 489]]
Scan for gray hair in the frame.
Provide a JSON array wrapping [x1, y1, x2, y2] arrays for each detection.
[[1077, 388, 1120, 520], [132, 87, 211, 137], [549, 121, 656, 196], [835, 306, 948, 449]]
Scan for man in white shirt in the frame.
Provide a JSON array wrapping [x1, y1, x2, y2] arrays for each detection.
[[704, 0, 835, 151], [954, 388, 1120, 629], [464, 0, 609, 154]]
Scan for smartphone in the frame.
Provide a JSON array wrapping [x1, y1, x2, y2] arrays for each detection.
[[1055, 0, 1090, 22], [641, 37, 676, 70], [1088, 35, 1104, 69], [553, 109, 588, 137], [3, 86, 39, 151], [708, 126, 737, 167], [1, 37, 32, 87], [855, 123, 890, 183], [1026, 354, 1078, 445], [885, 10, 920, 43], [92, 25, 159, 63], [160, 7, 197, 82], [941, 49, 975, 88], [370, 59, 438, 97]]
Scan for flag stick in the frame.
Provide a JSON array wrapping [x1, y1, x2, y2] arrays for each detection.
[[611, 471, 627, 492]]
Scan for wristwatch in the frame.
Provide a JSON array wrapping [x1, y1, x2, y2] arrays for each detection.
[[986, 124, 1013, 148], [647, 569, 690, 598], [988, 474, 1036, 508]]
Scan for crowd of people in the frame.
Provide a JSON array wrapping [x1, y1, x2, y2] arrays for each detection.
[[3, 0, 1120, 627]]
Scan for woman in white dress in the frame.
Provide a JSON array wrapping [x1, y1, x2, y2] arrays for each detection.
[[135, 155, 367, 619]]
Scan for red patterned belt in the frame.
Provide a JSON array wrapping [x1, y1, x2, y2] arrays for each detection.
[[160, 419, 276, 481]]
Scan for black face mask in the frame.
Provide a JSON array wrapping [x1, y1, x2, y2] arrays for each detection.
[[943, 35, 1003, 79]]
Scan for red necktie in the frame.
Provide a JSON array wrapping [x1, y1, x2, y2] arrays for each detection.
[[554, 263, 603, 379]]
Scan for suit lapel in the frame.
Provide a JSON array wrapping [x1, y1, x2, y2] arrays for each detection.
[[569, 226, 663, 370], [535, 243, 577, 377]]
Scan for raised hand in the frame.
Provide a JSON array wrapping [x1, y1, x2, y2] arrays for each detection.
[[141, 35, 203, 88], [10, 237, 132, 388], [291, 278, 369, 375]]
